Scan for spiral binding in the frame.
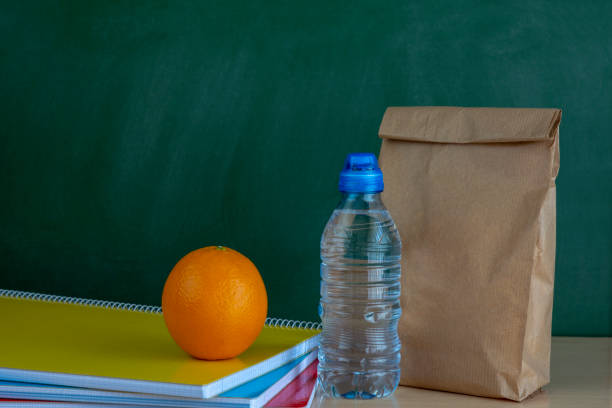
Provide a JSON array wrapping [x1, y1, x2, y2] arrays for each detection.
[[0, 289, 163, 313], [265, 317, 321, 330], [0, 289, 322, 330]]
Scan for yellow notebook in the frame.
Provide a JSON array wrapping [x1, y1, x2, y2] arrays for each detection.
[[0, 290, 320, 398]]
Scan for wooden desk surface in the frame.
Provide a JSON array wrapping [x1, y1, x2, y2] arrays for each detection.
[[312, 337, 611, 407]]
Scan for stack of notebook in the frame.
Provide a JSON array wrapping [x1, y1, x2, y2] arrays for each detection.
[[0, 290, 321, 408]]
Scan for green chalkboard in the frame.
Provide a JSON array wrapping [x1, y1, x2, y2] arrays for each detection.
[[1, 1, 610, 336]]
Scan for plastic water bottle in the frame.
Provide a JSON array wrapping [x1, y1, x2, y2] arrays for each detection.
[[318, 153, 402, 399]]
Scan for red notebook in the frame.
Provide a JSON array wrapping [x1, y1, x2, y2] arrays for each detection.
[[266, 360, 318, 407]]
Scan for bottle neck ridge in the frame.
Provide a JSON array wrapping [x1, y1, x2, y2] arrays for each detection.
[[337, 192, 386, 210]]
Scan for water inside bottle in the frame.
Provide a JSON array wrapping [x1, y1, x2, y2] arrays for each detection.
[[318, 200, 402, 399]]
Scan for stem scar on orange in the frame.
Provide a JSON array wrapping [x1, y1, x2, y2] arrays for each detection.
[[161, 246, 268, 360]]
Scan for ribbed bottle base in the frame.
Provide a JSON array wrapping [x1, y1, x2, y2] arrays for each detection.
[[317, 368, 400, 399]]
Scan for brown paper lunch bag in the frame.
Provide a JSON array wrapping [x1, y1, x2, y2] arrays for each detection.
[[378, 107, 561, 401]]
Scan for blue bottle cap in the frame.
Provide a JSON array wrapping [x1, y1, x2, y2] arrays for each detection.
[[338, 153, 384, 193]]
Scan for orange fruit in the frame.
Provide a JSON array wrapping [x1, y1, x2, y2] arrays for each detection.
[[162, 246, 268, 360]]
